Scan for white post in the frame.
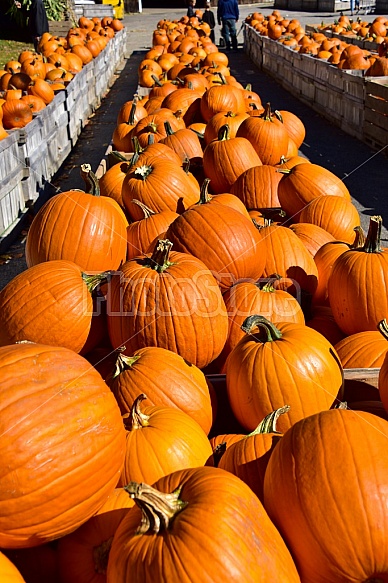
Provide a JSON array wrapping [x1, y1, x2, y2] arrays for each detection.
[[138, 0, 142, 12]]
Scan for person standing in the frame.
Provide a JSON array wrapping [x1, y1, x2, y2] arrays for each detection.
[[201, 1, 215, 43], [187, 0, 196, 18], [14, 0, 49, 51], [217, 0, 239, 51]]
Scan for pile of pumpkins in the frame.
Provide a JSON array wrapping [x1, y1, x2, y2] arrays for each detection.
[[246, 10, 388, 74], [1, 15, 388, 583], [0, 15, 124, 137]]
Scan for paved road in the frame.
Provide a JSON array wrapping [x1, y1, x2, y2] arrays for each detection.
[[0, 5, 387, 289]]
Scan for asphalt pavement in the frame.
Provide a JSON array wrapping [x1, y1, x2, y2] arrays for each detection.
[[0, 4, 387, 289]]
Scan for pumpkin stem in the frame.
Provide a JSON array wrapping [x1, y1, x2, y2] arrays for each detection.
[[377, 319, 388, 341], [352, 225, 365, 248], [164, 120, 174, 136], [145, 121, 158, 133], [127, 101, 138, 125], [197, 178, 212, 204], [334, 401, 348, 409], [261, 102, 274, 122], [108, 150, 129, 165], [82, 271, 111, 293], [124, 482, 188, 534], [182, 157, 191, 174], [259, 274, 282, 293], [211, 442, 227, 467], [362, 216, 382, 253], [245, 83, 252, 91], [80, 163, 100, 196], [217, 124, 230, 142], [92, 537, 113, 575], [216, 71, 227, 84], [130, 199, 156, 218], [249, 406, 290, 436], [146, 239, 175, 273], [151, 73, 163, 87], [241, 315, 283, 342], [111, 350, 141, 380], [134, 165, 153, 180], [274, 109, 283, 123], [125, 393, 150, 430]]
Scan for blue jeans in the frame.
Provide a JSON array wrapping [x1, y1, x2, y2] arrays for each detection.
[[221, 18, 237, 50]]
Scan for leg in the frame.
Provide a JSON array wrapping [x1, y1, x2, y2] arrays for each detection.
[[229, 18, 238, 50], [222, 19, 231, 49], [210, 29, 215, 43]]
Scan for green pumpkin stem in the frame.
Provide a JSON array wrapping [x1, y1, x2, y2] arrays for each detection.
[[111, 350, 141, 380], [108, 150, 129, 165], [259, 274, 282, 293], [216, 71, 227, 84], [363, 216, 382, 253], [241, 315, 283, 342], [124, 482, 188, 534], [80, 163, 100, 196], [249, 405, 290, 436], [217, 124, 230, 142], [146, 239, 175, 273], [151, 73, 163, 87], [261, 102, 274, 122], [126, 101, 138, 125], [82, 271, 111, 293]]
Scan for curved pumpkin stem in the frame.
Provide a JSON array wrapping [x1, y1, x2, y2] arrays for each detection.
[[80, 163, 100, 196], [217, 124, 231, 142], [352, 225, 365, 248], [125, 393, 150, 430], [241, 315, 283, 342], [261, 102, 275, 122], [108, 150, 129, 165], [377, 319, 388, 341], [249, 406, 290, 436], [111, 349, 141, 380], [146, 239, 175, 273], [197, 178, 212, 205], [363, 215, 382, 253], [124, 482, 187, 534], [126, 101, 138, 125], [131, 199, 156, 219]]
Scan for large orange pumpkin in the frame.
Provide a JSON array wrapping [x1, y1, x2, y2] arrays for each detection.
[[25, 165, 127, 272], [107, 467, 301, 582], [165, 180, 266, 291], [328, 215, 388, 335], [226, 315, 343, 433], [108, 346, 213, 434], [118, 394, 212, 486], [107, 239, 228, 369], [0, 260, 107, 353], [264, 408, 388, 582], [0, 343, 126, 548]]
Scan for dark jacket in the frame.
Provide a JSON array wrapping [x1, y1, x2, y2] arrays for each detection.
[[217, 0, 239, 24], [27, 0, 49, 37], [187, 5, 196, 17], [201, 8, 215, 29]]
